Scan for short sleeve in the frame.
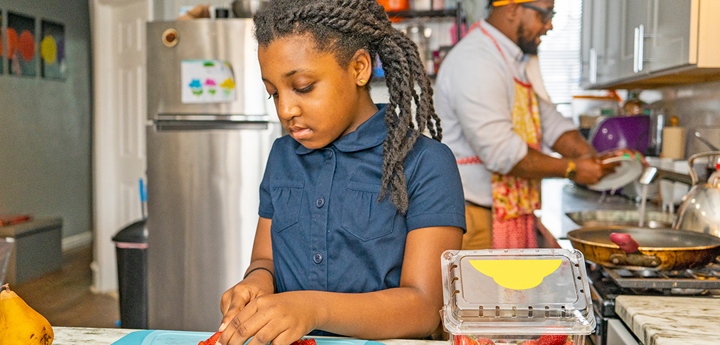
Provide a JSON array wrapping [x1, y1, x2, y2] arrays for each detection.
[[258, 142, 277, 219], [405, 140, 467, 232]]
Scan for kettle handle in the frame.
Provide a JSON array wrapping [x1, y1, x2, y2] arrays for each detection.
[[688, 151, 720, 185]]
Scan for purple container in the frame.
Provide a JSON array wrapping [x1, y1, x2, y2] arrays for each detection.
[[589, 115, 650, 154]]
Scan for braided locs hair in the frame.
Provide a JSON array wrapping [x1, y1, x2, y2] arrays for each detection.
[[254, 0, 442, 214]]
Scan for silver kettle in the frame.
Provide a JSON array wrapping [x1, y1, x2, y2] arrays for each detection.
[[673, 151, 720, 236]]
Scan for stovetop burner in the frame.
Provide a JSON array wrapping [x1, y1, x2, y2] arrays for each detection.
[[604, 263, 720, 290], [587, 263, 720, 318]]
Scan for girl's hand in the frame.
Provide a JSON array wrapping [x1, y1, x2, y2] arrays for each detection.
[[219, 271, 275, 334], [218, 291, 323, 345]]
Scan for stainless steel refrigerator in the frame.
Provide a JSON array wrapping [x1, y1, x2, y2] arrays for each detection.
[[145, 19, 281, 331]]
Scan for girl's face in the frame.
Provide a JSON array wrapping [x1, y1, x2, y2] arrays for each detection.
[[258, 34, 374, 149]]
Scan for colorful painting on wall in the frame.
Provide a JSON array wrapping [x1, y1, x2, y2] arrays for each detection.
[[41, 20, 65, 80], [7, 12, 36, 77]]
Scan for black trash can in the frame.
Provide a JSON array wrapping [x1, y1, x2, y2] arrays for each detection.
[[112, 219, 148, 329]]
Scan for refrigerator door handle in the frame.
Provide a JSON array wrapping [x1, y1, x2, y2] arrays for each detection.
[[154, 120, 269, 131], [156, 114, 270, 122]]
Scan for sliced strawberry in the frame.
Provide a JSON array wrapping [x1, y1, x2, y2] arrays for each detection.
[[454, 335, 477, 345], [198, 332, 222, 345], [474, 338, 495, 345], [537, 335, 569, 345], [291, 338, 317, 345], [563, 341, 573, 345], [520, 341, 538, 345]]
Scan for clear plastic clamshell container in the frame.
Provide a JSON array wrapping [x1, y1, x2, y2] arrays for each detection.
[[441, 249, 595, 345]]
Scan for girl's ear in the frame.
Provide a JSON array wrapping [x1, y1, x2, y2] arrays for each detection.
[[349, 49, 373, 87]]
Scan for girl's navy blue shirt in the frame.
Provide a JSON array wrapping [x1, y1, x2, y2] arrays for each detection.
[[258, 104, 466, 295]]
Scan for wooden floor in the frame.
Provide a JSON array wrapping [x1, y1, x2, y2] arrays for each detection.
[[13, 245, 121, 328]]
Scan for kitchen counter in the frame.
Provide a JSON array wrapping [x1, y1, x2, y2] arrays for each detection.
[[615, 295, 720, 345], [52, 327, 445, 345]]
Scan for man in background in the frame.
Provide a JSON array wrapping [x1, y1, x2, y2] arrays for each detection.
[[434, 0, 614, 249]]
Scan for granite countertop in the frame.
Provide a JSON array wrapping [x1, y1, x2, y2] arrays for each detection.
[[52, 327, 446, 345], [615, 295, 720, 345]]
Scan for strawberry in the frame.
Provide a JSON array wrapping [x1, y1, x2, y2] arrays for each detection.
[[474, 338, 495, 345], [454, 335, 477, 345], [198, 332, 221, 345], [537, 335, 569, 345], [563, 341, 573, 345], [291, 339, 317, 345], [520, 341, 538, 345]]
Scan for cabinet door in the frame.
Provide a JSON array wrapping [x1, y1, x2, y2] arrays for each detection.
[[648, 0, 694, 73], [580, 0, 593, 88], [581, 0, 608, 88], [600, 0, 622, 84], [616, 0, 653, 80]]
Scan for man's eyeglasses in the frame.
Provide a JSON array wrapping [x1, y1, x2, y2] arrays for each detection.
[[520, 3, 556, 23], [492, 1, 556, 24]]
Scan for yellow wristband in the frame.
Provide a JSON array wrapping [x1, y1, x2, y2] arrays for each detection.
[[565, 160, 576, 180]]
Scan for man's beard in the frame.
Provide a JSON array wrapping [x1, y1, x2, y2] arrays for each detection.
[[517, 23, 539, 55]]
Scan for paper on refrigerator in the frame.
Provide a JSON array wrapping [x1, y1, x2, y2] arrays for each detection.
[[181, 59, 237, 104]]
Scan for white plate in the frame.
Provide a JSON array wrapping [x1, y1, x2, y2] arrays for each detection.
[[587, 155, 644, 191]]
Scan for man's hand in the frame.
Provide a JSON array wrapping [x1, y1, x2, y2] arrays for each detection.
[[573, 156, 615, 185]]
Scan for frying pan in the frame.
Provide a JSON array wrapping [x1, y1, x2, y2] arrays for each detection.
[[567, 226, 720, 270]]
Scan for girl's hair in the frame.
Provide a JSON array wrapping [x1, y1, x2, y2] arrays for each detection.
[[254, 0, 441, 214]]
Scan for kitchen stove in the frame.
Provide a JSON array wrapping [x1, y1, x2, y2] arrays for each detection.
[[586, 262, 720, 345]]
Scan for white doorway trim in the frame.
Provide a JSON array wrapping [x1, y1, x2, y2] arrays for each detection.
[[91, 0, 151, 293]]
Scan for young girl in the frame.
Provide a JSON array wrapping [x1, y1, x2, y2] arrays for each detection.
[[217, 1, 466, 344]]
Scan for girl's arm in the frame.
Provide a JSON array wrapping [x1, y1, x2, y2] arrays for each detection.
[[316, 225, 463, 338], [219, 225, 463, 345], [219, 217, 274, 328]]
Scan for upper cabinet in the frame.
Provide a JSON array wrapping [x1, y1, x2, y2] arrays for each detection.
[[581, 0, 720, 89]]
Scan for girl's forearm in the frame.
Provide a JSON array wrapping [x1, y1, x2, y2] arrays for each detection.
[[304, 287, 441, 339]]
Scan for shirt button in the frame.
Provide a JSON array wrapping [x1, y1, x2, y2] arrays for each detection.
[[327, 150, 333, 159], [316, 197, 325, 208], [313, 252, 323, 264]]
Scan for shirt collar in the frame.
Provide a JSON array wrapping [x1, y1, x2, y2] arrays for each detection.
[[480, 20, 526, 64], [295, 104, 388, 155]]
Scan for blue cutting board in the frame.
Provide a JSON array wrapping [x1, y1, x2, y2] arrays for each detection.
[[112, 331, 385, 345]]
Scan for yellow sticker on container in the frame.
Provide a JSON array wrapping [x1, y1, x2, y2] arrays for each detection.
[[469, 259, 562, 290]]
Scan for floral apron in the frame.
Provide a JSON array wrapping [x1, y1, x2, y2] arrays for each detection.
[[459, 23, 542, 249]]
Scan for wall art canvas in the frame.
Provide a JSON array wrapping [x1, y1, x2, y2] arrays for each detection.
[[7, 12, 36, 77], [41, 20, 65, 79]]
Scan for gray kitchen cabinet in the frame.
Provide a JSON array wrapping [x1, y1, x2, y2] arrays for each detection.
[[603, 0, 624, 84], [648, 0, 694, 73], [581, 0, 607, 87], [617, 0, 652, 79], [581, 0, 720, 89]]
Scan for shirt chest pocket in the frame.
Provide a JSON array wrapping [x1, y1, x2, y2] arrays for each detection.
[[270, 179, 304, 233], [341, 180, 398, 241]]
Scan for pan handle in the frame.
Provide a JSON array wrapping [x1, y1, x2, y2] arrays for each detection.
[[609, 232, 661, 268]]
